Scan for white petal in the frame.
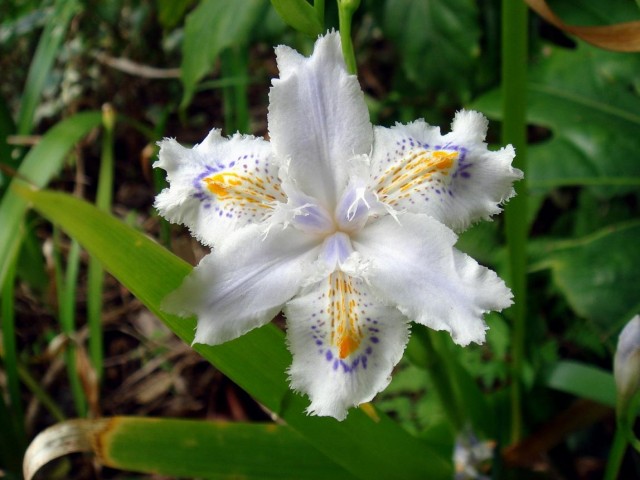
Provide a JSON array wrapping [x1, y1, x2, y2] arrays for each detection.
[[154, 130, 285, 246], [353, 214, 512, 346], [370, 110, 522, 232], [285, 271, 410, 420], [162, 224, 321, 345], [268, 32, 373, 209]]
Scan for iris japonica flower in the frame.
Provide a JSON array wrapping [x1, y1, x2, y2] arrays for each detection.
[[155, 32, 522, 420]]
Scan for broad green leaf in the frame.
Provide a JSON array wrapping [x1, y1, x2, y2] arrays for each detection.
[[382, 0, 480, 99], [16, 187, 453, 480], [544, 360, 615, 407], [16, 0, 80, 135], [270, 0, 323, 37], [533, 221, 640, 335], [472, 44, 640, 194], [24, 417, 355, 480], [180, 0, 267, 109], [0, 111, 102, 288]]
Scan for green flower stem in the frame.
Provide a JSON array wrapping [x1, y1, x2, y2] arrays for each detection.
[[604, 424, 628, 480], [337, 0, 360, 75], [501, 0, 529, 444]]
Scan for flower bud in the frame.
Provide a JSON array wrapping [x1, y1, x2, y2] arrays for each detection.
[[614, 315, 640, 415]]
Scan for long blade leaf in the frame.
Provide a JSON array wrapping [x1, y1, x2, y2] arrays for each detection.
[[0, 111, 102, 287], [24, 417, 355, 480], [16, 186, 453, 479], [16, 0, 80, 134]]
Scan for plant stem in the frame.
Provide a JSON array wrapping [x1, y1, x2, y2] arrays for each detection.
[[501, 0, 529, 444], [337, 0, 360, 75], [604, 425, 628, 480]]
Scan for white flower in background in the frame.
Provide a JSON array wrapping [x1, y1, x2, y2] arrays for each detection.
[[154, 32, 522, 420]]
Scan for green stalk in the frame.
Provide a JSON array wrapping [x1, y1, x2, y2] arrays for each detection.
[[54, 228, 87, 416], [337, 0, 360, 75], [221, 48, 250, 134], [604, 425, 628, 480], [1, 253, 26, 445], [86, 106, 115, 381], [233, 49, 250, 134], [501, 0, 529, 444], [406, 327, 464, 431]]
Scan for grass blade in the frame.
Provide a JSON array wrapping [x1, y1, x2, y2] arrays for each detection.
[[16, 0, 80, 135], [53, 230, 87, 417]]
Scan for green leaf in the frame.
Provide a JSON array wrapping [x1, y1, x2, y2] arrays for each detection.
[[544, 360, 616, 407], [157, 0, 192, 30], [24, 417, 355, 480], [270, 0, 323, 37], [16, 187, 453, 480], [382, 0, 480, 99], [472, 44, 640, 194], [542, 0, 639, 26], [16, 0, 80, 135], [0, 111, 102, 288], [180, 0, 267, 109], [534, 220, 640, 335], [0, 94, 16, 181]]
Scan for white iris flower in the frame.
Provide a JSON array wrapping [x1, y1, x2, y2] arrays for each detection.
[[154, 32, 522, 420]]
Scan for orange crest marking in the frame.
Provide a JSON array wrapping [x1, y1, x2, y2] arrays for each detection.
[[203, 172, 278, 205], [376, 149, 459, 203], [328, 272, 363, 359]]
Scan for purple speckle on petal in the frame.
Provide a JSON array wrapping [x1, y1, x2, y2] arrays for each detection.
[[326, 350, 333, 361]]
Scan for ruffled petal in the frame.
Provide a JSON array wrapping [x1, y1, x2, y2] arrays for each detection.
[[353, 214, 512, 346], [163, 224, 321, 345], [268, 32, 373, 209], [369, 110, 522, 232], [285, 271, 410, 420], [154, 130, 285, 246]]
